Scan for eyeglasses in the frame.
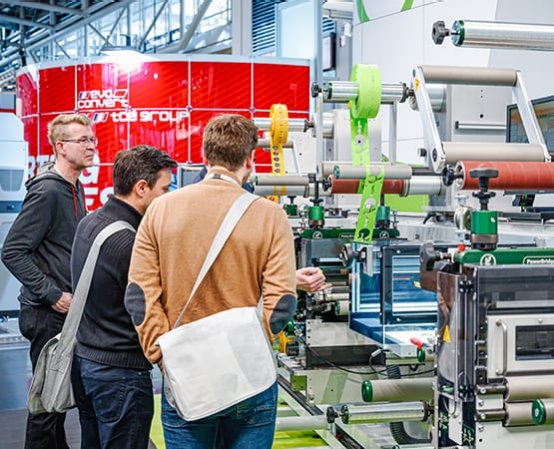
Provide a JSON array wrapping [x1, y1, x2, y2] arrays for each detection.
[[61, 137, 98, 147]]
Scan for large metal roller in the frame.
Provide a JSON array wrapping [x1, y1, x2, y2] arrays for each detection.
[[441, 142, 546, 165], [504, 402, 535, 427], [434, 19, 554, 51], [403, 176, 444, 196], [254, 174, 310, 186], [456, 161, 554, 191], [333, 164, 413, 180], [420, 65, 518, 86], [505, 376, 554, 401], [275, 415, 328, 432], [362, 378, 433, 403], [340, 402, 427, 425]]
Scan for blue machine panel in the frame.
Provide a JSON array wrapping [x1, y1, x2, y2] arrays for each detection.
[[349, 242, 437, 356]]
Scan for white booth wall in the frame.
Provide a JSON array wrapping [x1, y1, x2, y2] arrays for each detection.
[[353, 0, 554, 164]]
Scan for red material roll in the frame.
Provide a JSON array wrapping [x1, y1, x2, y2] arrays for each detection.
[[331, 178, 404, 195], [458, 161, 554, 191]]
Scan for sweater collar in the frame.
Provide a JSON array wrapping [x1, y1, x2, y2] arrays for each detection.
[[101, 196, 143, 230], [205, 167, 244, 188]]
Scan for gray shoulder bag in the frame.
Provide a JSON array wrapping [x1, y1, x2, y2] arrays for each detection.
[[27, 220, 135, 414]]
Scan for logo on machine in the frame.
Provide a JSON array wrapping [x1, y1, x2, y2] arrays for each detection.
[[523, 256, 554, 265], [479, 254, 497, 266], [78, 89, 129, 109]]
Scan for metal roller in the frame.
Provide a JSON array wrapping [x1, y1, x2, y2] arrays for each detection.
[[401, 176, 444, 197], [328, 292, 349, 301], [505, 376, 554, 401], [275, 415, 328, 432], [341, 402, 427, 425], [455, 161, 554, 191], [330, 178, 405, 195], [253, 185, 309, 197], [333, 164, 413, 180], [504, 402, 534, 427], [322, 161, 344, 178], [253, 117, 308, 133], [321, 81, 408, 104], [441, 142, 546, 165], [334, 300, 349, 316], [258, 138, 293, 149], [254, 174, 309, 186], [408, 83, 446, 112], [420, 65, 518, 86], [434, 19, 554, 51], [311, 112, 335, 139], [362, 378, 433, 403]]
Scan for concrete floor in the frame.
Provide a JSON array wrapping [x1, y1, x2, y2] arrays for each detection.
[[0, 320, 158, 449]]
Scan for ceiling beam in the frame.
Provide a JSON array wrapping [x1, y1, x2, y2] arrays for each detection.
[[0, 0, 84, 16], [0, 13, 53, 29], [0, 0, 134, 65], [137, 0, 169, 51], [161, 0, 213, 53]]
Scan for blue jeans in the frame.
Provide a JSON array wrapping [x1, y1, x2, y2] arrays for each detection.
[[71, 356, 154, 449], [161, 382, 278, 449]]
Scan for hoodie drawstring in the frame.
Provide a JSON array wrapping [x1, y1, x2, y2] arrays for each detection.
[[71, 184, 78, 218]]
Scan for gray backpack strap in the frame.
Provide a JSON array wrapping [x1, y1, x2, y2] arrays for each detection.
[[57, 220, 135, 351], [173, 192, 259, 329]]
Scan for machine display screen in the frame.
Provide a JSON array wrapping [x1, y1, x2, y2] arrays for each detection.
[[516, 325, 554, 360], [507, 95, 554, 151]]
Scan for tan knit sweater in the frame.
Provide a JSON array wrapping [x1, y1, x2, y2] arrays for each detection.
[[125, 167, 297, 365]]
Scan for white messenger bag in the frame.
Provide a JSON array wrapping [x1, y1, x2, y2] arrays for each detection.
[[156, 192, 277, 421]]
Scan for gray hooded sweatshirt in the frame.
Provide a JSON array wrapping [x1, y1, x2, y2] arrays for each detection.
[[1, 166, 87, 307]]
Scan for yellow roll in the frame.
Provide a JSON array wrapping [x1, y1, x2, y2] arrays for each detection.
[[269, 104, 288, 178]]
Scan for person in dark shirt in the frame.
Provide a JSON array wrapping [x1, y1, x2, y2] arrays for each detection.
[[70, 145, 177, 449], [2, 113, 94, 449]]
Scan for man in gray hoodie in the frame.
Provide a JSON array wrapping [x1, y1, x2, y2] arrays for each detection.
[[2, 113, 95, 449]]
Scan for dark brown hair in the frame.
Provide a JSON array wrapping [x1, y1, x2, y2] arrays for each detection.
[[113, 145, 177, 196], [203, 114, 258, 170]]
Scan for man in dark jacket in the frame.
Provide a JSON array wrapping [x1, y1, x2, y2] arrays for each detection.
[[70, 145, 177, 449], [1, 113, 95, 449]]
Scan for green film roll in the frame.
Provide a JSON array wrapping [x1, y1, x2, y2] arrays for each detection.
[[349, 64, 382, 120], [349, 64, 382, 167]]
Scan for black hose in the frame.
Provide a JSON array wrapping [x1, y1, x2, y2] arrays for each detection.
[[386, 365, 431, 445]]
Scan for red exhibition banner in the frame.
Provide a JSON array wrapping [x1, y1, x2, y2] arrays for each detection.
[[17, 56, 310, 210]]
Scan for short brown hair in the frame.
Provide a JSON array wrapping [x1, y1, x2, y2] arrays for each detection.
[[113, 145, 177, 196], [202, 114, 258, 171], [47, 113, 92, 149]]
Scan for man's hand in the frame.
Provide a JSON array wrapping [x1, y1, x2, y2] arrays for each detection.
[[51, 292, 73, 314], [296, 267, 332, 293]]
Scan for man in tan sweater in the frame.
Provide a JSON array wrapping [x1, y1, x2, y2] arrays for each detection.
[[125, 114, 297, 449]]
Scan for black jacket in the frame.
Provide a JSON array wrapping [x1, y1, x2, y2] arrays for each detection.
[[1, 167, 87, 307], [71, 196, 151, 370]]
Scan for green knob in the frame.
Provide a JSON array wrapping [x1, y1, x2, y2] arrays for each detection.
[[376, 205, 390, 222], [471, 210, 497, 235], [362, 380, 373, 402], [286, 320, 295, 334], [284, 203, 298, 216], [533, 400, 546, 425], [417, 348, 426, 363], [308, 205, 325, 222]]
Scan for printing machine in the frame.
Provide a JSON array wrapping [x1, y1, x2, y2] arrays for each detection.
[[252, 38, 554, 446]]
